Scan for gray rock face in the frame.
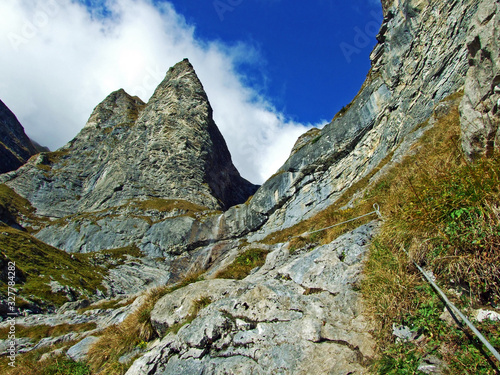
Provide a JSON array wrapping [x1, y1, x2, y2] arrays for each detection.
[[66, 336, 100, 362], [126, 222, 378, 375], [33, 204, 265, 256], [0, 99, 38, 174], [460, 1, 500, 159], [1, 59, 257, 218], [244, 0, 484, 239]]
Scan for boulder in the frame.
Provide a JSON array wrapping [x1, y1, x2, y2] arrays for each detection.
[[66, 336, 100, 362]]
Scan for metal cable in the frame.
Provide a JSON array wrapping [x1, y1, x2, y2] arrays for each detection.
[[292, 203, 383, 239], [402, 247, 500, 365]]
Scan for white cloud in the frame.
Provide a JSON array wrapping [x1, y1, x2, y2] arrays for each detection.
[[0, 0, 324, 184]]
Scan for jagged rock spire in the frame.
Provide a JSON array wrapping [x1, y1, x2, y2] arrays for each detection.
[[2, 59, 258, 217]]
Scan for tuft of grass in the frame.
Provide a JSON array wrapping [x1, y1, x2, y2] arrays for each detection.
[[78, 297, 137, 314], [214, 248, 268, 280], [163, 296, 213, 336], [311, 135, 322, 144], [86, 286, 169, 374], [0, 322, 97, 343]]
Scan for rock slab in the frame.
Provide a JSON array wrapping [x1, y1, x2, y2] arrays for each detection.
[[126, 222, 379, 375]]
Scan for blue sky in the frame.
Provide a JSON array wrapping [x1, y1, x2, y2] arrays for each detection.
[[0, 0, 382, 183], [85, 0, 383, 125]]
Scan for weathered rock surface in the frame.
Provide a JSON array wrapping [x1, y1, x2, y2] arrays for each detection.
[[66, 336, 100, 362], [460, 1, 500, 158], [126, 222, 378, 375], [103, 256, 173, 296], [0, 337, 33, 356], [0, 99, 38, 174]]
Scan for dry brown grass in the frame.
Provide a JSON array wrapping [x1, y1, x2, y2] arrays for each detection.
[[359, 93, 500, 373], [86, 285, 169, 374], [0, 322, 97, 343], [86, 269, 206, 374], [77, 297, 137, 314]]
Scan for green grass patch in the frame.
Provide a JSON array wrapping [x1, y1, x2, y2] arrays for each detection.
[[0, 322, 97, 343], [0, 338, 89, 375], [0, 184, 43, 227], [311, 135, 322, 144], [39, 358, 91, 375], [0, 225, 105, 308], [131, 198, 208, 216], [214, 248, 268, 280]]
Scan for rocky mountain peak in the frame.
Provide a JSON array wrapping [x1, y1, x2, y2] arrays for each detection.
[[85, 88, 145, 131], [150, 58, 208, 109], [1, 59, 258, 218], [127, 58, 258, 210], [66, 89, 146, 151], [0, 99, 38, 174]]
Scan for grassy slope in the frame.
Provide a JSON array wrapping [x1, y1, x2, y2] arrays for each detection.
[[264, 92, 500, 373], [0, 224, 105, 308], [361, 99, 500, 373]]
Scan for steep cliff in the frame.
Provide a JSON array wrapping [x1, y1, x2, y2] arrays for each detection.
[[0, 99, 38, 174], [460, 1, 500, 158], [245, 0, 492, 239]]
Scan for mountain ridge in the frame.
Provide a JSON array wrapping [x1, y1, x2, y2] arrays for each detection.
[[0, 99, 38, 174]]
